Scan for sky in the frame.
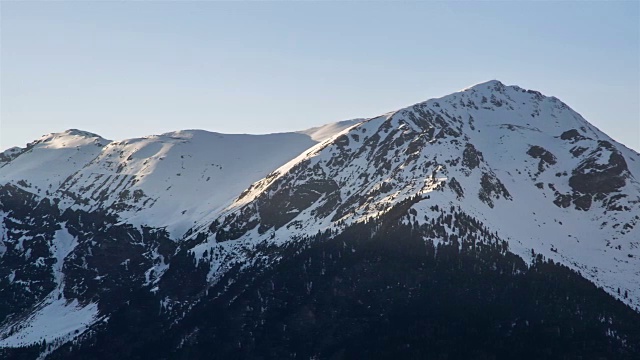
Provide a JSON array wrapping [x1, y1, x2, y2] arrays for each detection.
[[1, 1, 639, 151]]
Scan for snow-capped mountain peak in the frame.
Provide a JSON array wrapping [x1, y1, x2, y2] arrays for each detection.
[[193, 81, 640, 310], [32, 129, 109, 149]]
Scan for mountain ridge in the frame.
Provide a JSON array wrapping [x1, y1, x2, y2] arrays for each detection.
[[0, 121, 360, 237]]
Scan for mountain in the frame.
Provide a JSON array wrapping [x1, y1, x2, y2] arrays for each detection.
[[1, 81, 639, 359]]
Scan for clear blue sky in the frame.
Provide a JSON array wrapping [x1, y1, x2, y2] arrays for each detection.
[[1, 1, 638, 151]]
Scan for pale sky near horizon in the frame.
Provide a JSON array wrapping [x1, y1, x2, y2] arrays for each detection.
[[1, 1, 639, 151]]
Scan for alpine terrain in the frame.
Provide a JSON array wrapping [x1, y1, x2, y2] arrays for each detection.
[[1, 81, 639, 359]]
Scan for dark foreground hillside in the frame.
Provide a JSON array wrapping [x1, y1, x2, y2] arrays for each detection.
[[31, 210, 640, 360]]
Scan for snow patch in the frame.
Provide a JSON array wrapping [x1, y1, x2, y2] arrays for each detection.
[[0, 296, 98, 348]]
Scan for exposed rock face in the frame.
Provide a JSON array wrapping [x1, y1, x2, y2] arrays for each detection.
[[527, 145, 557, 173], [569, 141, 628, 195], [478, 172, 512, 208]]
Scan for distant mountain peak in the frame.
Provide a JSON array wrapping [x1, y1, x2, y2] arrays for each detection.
[[26, 129, 110, 151], [460, 79, 506, 92], [39, 129, 107, 142], [457, 80, 552, 102], [61, 128, 104, 138]]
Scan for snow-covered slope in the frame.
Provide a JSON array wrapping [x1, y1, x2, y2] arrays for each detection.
[[190, 80, 640, 309], [0, 130, 109, 197], [0, 121, 360, 237], [296, 119, 363, 142]]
